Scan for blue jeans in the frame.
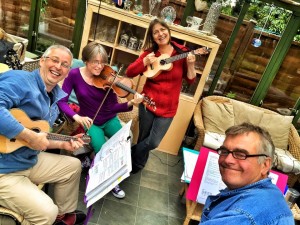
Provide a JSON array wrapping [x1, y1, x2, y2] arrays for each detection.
[[131, 104, 173, 168]]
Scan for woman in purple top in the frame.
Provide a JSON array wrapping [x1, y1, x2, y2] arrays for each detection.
[[58, 42, 143, 199]]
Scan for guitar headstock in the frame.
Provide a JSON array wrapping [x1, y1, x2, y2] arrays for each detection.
[[143, 96, 157, 111], [193, 47, 211, 56]]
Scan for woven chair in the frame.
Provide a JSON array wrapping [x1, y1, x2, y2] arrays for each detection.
[[22, 59, 40, 72], [193, 95, 300, 186], [0, 184, 44, 225]]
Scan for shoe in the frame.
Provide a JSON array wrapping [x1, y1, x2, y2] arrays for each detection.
[[53, 210, 86, 225], [111, 185, 125, 199], [131, 163, 142, 174], [80, 155, 91, 169]]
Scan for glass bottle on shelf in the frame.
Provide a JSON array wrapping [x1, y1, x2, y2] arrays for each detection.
[[107, 25, 117, 43], [98, 26, 107, 42]]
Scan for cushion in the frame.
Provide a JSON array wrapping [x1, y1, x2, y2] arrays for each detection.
[[203, 131, 225, 150], [232, 100, 264, 126], [202, 98, 234, 134], [259, 113, 293, 150], [274, 148, 300, 175]]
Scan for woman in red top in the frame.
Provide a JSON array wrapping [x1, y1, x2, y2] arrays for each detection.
[[126, 18, 200, 173]]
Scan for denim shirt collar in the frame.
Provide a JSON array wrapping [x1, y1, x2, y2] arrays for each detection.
[[220, 178, 271, 196]]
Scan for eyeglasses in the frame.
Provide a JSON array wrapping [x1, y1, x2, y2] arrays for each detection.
[[217, 147, 269, 160], [44, 56, 71, 69], [89, 60, 106, 67]]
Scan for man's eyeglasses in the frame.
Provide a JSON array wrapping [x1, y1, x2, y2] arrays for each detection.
[[44, 56, 71, 69], [217, 147, 269, 160], [89, 60, 106, 67]]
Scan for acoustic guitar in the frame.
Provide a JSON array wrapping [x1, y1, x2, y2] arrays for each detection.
[[0, 108, 91, 154], [143, 47, 209, 79]]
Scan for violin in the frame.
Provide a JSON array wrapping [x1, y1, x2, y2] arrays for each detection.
[[93, 65, 134, 98], [93, 65, 156, 111]]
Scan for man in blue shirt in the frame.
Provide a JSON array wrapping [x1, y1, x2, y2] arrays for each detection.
[[0, 45, 86, 225], [200, 123, 294, 225]]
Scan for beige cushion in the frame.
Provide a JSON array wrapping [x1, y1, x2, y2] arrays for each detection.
[[259, 113, 293, 150], [232, 100, 264, 125], [203, 131, 225, 150], [202, 98, 234, 134], [274, 148, 300, 174]]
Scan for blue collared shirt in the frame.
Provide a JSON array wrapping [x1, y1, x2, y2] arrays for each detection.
[[0, 69, 66, 173], [200, 178, 294, 225]]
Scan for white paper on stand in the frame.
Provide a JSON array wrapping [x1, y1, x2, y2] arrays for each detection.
[[85, 120, 132, 207]]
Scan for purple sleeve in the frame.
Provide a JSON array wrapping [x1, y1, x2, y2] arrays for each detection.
[[57, 68, 78, 119]]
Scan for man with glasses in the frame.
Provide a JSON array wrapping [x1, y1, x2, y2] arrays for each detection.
[[0, 45, 86, 225], [200, 123, 294, 224]]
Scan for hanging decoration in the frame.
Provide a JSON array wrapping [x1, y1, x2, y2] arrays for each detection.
[[145, 0, 161, 17], [252, 4, 274, 48], [202, 0, 222, 35]]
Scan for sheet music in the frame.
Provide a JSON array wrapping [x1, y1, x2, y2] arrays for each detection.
[[196, 151, 226, 204], [182, 148, 199, 183], [85, 120, 132, 207]]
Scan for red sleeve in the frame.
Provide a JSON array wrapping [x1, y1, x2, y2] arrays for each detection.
[[126, 51, 150, 77]]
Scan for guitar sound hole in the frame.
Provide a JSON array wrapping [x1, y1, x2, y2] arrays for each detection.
[[32, 128, 41, 133], [160, 60, 166, 65]]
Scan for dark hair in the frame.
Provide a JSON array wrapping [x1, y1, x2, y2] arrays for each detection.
[[81, 42, 108, 63], [225, 122, 275, 164], [143, 18, 171, 53]]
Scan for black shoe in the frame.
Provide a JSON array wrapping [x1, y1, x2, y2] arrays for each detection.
[[131, 163, 142, 174], [53, 210, 86, 225]]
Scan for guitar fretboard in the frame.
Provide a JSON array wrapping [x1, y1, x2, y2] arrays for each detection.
[[46, 133, 90, 144], [163, 50, 195, 65]]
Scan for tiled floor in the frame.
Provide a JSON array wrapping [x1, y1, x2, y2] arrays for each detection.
[[75, 149, 199, 225]]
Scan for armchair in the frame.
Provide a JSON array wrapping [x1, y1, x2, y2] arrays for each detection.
[[193, 95, 300, 186]]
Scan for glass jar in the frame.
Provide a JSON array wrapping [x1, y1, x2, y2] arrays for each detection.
[[128, 36, 138, 50], [119, 33, 129, 47]]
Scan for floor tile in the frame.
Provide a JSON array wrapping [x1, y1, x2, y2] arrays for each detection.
[[138, 186, 169, 216], [135, 208, 168, 225], [168, 174, 184, 195], [169, 216, 184, 225], [144, 151, 168, 175], [168, 193, 186, 219], [124, 171, 142, 185], [97, 199, 137, 225], [140, 170, 169, 193]]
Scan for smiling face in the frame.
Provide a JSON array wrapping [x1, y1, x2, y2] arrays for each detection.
[[152, 23, 171, 47], [39, 48, 72, 91], [219, 132, 271, 190], [85, 53, 106, 76]]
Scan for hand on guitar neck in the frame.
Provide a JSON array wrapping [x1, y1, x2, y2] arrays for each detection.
[[143, 47, 210, 79]]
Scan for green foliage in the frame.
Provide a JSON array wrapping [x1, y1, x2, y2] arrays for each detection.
[[226, 91, 236, 99], [217, 0, 300, 42]]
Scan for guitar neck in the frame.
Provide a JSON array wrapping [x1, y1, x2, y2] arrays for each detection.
[[164, 51, 193, 64], [46, 133, 90, 144]]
